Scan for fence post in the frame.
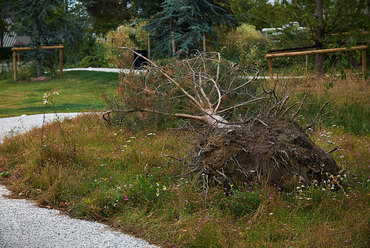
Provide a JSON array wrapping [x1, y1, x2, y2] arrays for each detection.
[[59, 44, 63, 76], [148, 32, 151, 60], [13, 50, 17, 81], [362, 49, 367, 87], [268, 58, 273, 86]]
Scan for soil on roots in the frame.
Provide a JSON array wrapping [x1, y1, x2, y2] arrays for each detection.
[[192, 118, 340, 191]]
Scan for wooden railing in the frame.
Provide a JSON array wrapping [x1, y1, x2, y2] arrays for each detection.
[[265, 45, 368, 86], [11, 44, 64, 81]]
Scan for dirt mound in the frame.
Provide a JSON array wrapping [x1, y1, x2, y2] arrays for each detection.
[[192, 118, 340, 191]]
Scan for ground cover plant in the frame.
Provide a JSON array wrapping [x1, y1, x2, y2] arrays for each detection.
[[0, 58, 369, 247], [0, 71, 119, 117]]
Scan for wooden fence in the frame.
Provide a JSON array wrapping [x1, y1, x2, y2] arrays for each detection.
[[11, 44, 64, 81], [265, 45, 368, 86]]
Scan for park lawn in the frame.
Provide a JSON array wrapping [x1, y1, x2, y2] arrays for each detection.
[[0, 71, 119, 117]]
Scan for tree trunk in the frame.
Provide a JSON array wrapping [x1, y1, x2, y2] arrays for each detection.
[[314, 0, 325, 75], [32, 17, 41, 77]]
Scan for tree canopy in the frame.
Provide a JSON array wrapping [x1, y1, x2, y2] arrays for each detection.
[[82, 0, 163, 35], [146, 0, 237, 57]]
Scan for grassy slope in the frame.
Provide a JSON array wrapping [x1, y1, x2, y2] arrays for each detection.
[[0, 71, 119, 117], [0, 74, 369, 247], [0, 114, 368, 247]]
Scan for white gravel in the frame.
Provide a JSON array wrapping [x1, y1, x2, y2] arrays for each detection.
[[63, 68, 145, 75], [0, 113, 158, 248]]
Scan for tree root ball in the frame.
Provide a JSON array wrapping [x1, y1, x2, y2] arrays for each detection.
[[192, 118, 341, 191]]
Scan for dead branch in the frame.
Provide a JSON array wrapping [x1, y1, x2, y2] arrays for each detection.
[[233, 70, 259, 91], [275, 95, 290, 116], [328, 146, 339, 154], [119, 46, 205, 112], [281, 102, 299, 117], [305, 101, 329, 130], [291, 92, 308, 120], [218, 97, 267, 114]]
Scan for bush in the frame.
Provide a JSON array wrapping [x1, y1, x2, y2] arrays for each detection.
[[80, 43, 110, 68], [105, 23, 148, 68], [219, 24, 271, 68]]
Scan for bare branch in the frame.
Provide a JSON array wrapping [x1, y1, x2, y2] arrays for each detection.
[[281, 102, 299, 117], [291, 92, 308, 120], [328, 146, 339, 154], [275, 95, 290, 116], [119, 46, 205, 112], [198, 71, 213, 110], [305, 101, 329, 130], [218, 97, 267, 114], [233, 70, 259, 91]]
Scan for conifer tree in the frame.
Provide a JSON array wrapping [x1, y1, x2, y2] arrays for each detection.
[[8, 0, 70, 77], [146, 0, 236, 57]]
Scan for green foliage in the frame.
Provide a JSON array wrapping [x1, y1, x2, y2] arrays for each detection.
[[219, 23, 270, 67], [80, 43, 111, 68], [219, 185, 265, 217], [289, 76, 369, 135], [0, 171, 9, 177], [82, 0, 131, 35], [82, 0, 163, 35], [146, 0, 236, 57]]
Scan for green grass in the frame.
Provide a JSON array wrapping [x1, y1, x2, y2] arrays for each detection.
[[287, 74, 369, 134], [0, 71, 119, 117], [0, 70, 369, 247], [0, 113, 368, 247]]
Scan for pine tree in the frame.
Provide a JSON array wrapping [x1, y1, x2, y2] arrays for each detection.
[[8, 0, 68, 77], [146, 0, 236, 57]]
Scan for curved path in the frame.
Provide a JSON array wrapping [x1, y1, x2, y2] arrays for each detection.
[[0, 113, 157, 248]]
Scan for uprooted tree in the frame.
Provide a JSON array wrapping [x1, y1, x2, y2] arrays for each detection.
[[103, 48, 342, 191]]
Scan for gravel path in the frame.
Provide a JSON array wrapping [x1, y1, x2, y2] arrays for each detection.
[[0, 113, 157, 248]]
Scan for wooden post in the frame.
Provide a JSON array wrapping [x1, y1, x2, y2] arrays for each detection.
[[203, 33, 206, 53], [59, 44, 63, 76], [171, 31, 176, 57], [362, 49, 367, 87], [148, 32, 151, 60], [13, 50, 17, 81], [268, 58, 273, 86], [305, 55, 308, 72]]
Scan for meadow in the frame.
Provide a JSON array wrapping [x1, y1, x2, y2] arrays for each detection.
[[0, 72, 369, 247], [0, 71, 119, 117]]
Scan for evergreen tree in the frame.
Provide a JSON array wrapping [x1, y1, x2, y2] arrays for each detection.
[[146, 0, 236, 57], [8, 0, 74, 77]]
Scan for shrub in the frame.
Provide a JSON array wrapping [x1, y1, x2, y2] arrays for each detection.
[[80, 43, 110, 68], [105, 23, 148, 68], [219, 23, 271, 68]]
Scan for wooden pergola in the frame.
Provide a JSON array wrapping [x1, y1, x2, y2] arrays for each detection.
[[265, 45, 368, 86], [11, 44, 64, 81]]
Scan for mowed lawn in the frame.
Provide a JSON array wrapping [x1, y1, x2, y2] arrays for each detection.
[[0, 71, 119, 117]]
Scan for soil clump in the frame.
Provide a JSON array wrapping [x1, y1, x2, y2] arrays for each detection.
[[192, 118, 340, 191]]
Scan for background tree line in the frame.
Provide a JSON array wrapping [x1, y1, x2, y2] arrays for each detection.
[[1, 0, 368, 76]]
